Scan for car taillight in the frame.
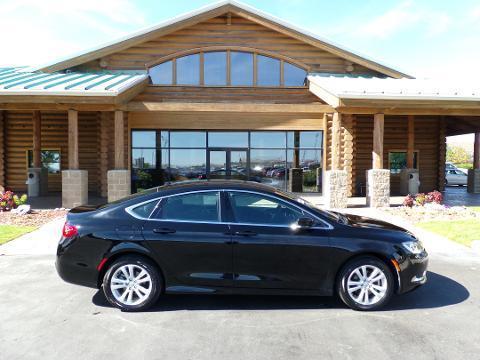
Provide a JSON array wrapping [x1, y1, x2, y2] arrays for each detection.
[[62, 222, 78, 238]]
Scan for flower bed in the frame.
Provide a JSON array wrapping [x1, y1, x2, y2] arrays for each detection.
[[384, 203, 479, 223]]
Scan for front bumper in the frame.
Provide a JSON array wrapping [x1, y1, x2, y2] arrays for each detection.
[[397, 250, 429, 294]]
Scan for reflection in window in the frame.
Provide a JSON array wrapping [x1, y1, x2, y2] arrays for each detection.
[[250, 149, 286, 189], [132, 131, 156, 148], [257, 55, 280, 86], [389, 152, 418, 174], [27, 150, 61, 174], [170, 131, 206, 148], [176, 54, 200, 85], [204, 52, 227, 86], [149, 61, 172, 85], [208, 132, 248, 147], [230, 52, 253, 86], [132, 149, 156, 169], [284, 62, 307, 86], [157, 192, 220, 222], [169, 149, 206, 181], [251, 132, 286, 148]]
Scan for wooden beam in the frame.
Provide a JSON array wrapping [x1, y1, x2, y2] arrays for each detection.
[[474, 132, 480, 170], [407, 115, 415, 168], [32, 111, 41, 168], [114, 110, 125, 169], [99, 112, 110, 197], [68, 110, 79, 170], [372, 113, 384, 169], [331, 112, 341, 170], [0, 111, 4, 188], [438, 117, 446, 191], [126, 101, 333, 113]]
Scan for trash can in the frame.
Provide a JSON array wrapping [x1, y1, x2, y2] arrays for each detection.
[[26, 168, 41, 197], [400, 169, 420, 195]]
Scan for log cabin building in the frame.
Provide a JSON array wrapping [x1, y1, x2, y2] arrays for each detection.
[[0, 0, 479, 208]]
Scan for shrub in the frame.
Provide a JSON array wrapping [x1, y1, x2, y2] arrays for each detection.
[[415, 193, 426, 206], [425, 190, 443, 204], [0, 191, 28, 212], [403, 194, 415, 207]]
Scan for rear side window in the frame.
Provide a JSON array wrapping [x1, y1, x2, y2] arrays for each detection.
[[130, 200, 158, 218], [154, 191, 220, 222]]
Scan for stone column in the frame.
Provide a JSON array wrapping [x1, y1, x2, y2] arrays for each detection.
[[62, 110, 88, 208], [468, 132, 480, 193], [323, 112, 348, 209], [108, 110, 130, 202], [366, 114, 390, 207]]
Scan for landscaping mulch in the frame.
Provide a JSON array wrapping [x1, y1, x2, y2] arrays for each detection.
[[383, 204, 480, 223], [0, 209, 67, 227]]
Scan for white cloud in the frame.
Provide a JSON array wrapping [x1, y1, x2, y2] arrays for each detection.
[[0, 0, 147, 66]]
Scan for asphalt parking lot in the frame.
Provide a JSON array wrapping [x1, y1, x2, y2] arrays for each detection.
[[1, 250, 479, 360]]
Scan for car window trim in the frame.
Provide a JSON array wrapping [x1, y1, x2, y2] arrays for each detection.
[[125, 188, 333, 230]]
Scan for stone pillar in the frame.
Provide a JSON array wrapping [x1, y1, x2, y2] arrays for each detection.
[[288, 168, 303, 192], [62, 170, 88, 208], [366, 169, 390, 207], [323, 170, 348, 209], [108, 170, 131, 202]]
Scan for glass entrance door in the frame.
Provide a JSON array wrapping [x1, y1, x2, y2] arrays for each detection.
[[208, 149, 248, 180]]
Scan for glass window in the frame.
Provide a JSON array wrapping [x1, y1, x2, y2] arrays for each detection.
[[287, 131, 323, 148], [257, 55, 280, 86], [169, 149, 206, 181], [149, 61, 173, 85], [176, 54, 200, 85], [156, 192, 220, 222], [208, 132, 248, 147], [228, 192, 304, 225], [230, 52, 253, 86], [250, 149, 286, 189], [27, 150, 61, 174], [251, 132, 286, 148], [287, 149, 322, 192], [170, 131, 206, 148], [130, 200, 158, 218], [284, 62, 307, 86], [389, 152, 418, 174], [160, 131, 169, 148], [204, 51, 227, 86], [132, 131, 156, 148], [132, 149, 156, 169]]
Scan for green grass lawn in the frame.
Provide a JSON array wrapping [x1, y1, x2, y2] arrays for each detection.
[[416, 219, 480, 247], [0, 225, 37, 245]]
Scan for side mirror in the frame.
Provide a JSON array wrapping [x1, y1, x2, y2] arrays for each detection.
[[291, 217, 315, 230]]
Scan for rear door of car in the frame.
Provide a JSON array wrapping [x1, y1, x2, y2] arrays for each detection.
[[140, 190, 233, 290], [225, 190, 332, 291]]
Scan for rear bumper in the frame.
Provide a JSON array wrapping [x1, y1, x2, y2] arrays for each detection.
[[397, 251, 429, 294]]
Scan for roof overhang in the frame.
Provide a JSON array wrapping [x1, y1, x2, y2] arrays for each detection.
[[308, 75, 480, 116], [32, 1, 411, 79]]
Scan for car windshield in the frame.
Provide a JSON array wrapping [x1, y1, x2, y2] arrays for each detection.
[[273, 189, 342, 223]]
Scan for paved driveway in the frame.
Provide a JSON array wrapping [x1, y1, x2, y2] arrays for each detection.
[[1, 219, 479, 360]]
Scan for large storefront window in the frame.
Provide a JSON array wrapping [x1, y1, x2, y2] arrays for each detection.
[[131, 130, 323, 193]]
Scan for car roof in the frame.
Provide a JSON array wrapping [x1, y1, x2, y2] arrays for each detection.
[[155, 180, 278, 194]]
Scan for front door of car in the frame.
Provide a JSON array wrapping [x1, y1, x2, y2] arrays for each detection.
[[142, 191, 233, 290], [225, 191, 332, 291]]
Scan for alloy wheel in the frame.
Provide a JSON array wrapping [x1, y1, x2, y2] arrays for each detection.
[[110, 264, 153, 306], [346, 265, 388, 306]]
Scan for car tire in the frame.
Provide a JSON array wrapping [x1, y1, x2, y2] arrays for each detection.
[[102, 255, 162, 312], [337, 256, 394, 311]]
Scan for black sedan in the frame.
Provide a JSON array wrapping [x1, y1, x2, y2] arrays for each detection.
[[56, 181, 428, 311]]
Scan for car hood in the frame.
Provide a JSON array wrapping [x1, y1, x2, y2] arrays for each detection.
[[341, 213, 411, 234]]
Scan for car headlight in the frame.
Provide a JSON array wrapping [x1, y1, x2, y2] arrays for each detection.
[[402, 240, 425, 254]]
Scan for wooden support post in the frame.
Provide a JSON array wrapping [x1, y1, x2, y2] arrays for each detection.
[[114, 110, 125, 170], [474, 132, 480, 170], [0, 111, 4, 188], [372, 113, 384, 169], [438, 117, 446, 191], [68, 109, 79, 170], [407, 115, 415, 168], [32, 111, 41, 168], [99, 112, 110, 197], [331, 112, 341, 170]]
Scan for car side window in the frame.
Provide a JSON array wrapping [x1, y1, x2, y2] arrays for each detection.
[[154, 191, 220, 222], [130, 200, 159, 218], [227, 192, 309, 226]]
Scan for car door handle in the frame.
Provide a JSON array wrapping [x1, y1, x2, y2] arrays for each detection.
[[234, 230, 257, 237], [152, 228, 176, 234]]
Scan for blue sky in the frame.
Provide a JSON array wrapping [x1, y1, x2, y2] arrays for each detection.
[[1, 0, 479, 80]]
